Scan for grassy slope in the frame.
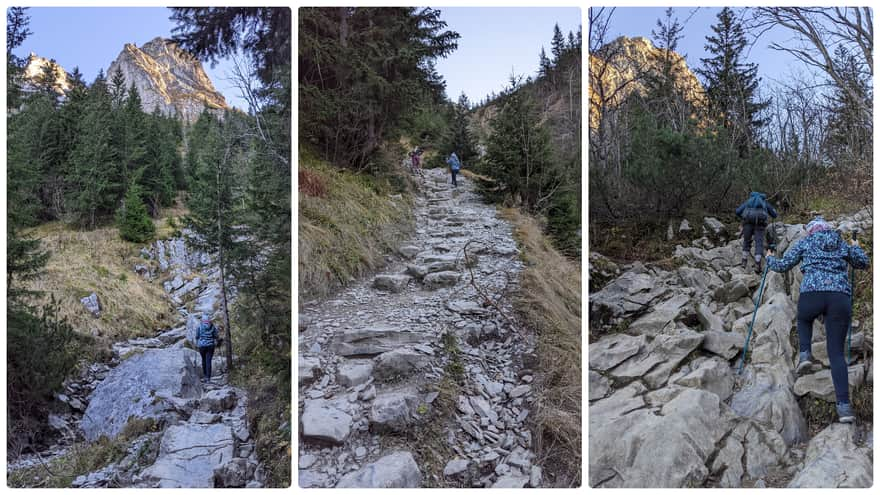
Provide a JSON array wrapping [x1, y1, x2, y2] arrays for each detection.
[[21, 208, 189, 345], [298, 147, 415, 301], [500, 207, 582, 487]]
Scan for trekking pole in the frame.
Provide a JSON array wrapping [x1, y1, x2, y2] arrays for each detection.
[[738, 256, 772, 375], [846, 230, 859, 365]]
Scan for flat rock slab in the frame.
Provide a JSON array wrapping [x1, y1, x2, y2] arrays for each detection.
[[299, 356, 321, 385], [793, 365, 865, 402], [301, 399, 352, 444], [373, 274, 411, 293], [788, 423, 872, 487], [82, 348, 202, 442], [674, 357, 734, 401], [141, 423, 234, 488], [332, 325, 430, 356], [424, 271, 461, 288], [589, 334, 646, 371], [589, 371, 611, 401], [626, 293, 690, 335], [446, 300, 488, 315], [373, 348, 430, 381], [398, 245, 421, 259], [336, 451, 422, 488], [702, 330, 743, 360]]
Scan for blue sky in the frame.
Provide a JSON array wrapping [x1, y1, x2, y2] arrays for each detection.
[[434, 7, 581, 104], [12, 7, 248, 109], [599, 7, 829, 92]]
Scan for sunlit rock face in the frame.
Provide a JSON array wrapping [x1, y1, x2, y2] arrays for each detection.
[[589, 36, 707, 129], [107, 37, 228, 123], [23, 53, 72, 95]]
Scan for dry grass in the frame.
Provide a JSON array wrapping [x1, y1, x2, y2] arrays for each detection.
[[501, 208, 582, 487], [298, 148, 415, 301], [21, 222, 177, 343]]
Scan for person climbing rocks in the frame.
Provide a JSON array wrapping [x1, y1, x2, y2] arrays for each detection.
[[735, 191, 778, 273], [197, 315, 219, 383], [765, 216, 869, 423], [446, 151, 463, 188]]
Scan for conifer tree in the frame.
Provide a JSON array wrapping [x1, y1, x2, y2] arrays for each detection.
[[697, 7, 769, 153], [66, 70, 118, 228], [117, 181, 155, 242], [447, 92, 477, 164], [551, 23, 565, 62], [538, 47, 552, 78]]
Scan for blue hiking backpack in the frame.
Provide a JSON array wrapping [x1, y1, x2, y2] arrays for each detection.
[[743, 196, 769, 225]]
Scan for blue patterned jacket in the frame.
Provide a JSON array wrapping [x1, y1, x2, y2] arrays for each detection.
[[767, 229, 869, 295]]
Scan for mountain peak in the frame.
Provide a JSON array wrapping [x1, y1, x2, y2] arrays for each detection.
[[108, 37, 228, 123]]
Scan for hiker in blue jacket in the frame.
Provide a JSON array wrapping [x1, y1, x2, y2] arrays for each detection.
[[766, 216, 869, 423], [197, 315, 220, 383], [446, 152, 462, 188], [735, 191, 778, 273]]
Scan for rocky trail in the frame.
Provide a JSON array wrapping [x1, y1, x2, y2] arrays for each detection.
[[298, 168, 544, 488], [7, 234, 265, 488], [589, 210, 873, 488]]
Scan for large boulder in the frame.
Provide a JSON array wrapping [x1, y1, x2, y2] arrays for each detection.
[[373, 274, 410, 293], [788, 424, 872, 488], [701, 330, 743, 360], [590, 272, 669, 321], [81, 348, 202, 442], [140, 423, 234, 487], [336, 451, 422, 488], [80, 292, 102, 318], [609, 328, 704, 389], [674, 357, 735, 401], [702, 217, 728, 240], [590, 388, 734, 487], [626, 293, 691, 335], [709, 420, 787, 487], [730, 364, 807, 446]]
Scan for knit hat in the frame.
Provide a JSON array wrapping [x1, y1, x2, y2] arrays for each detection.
[[806, 217, 830, 235]]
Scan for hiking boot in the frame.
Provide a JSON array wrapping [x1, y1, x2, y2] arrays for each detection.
[[754, 258, 763, 274], [836, 402, 855, 423], [796, 351, 813, 374]]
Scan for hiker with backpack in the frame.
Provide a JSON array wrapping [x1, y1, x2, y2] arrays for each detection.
[[765, 216, 869, 423], [446, 152, 463, 187], [197, 315, 220, 383], [735, 191, 778, 273]]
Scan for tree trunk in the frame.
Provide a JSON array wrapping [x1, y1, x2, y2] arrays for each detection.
[[216, 147, 233, 373]]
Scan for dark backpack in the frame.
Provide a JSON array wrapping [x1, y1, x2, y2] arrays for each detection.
[[742, 197, 769, 225]]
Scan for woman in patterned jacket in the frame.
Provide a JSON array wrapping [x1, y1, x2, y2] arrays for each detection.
[[766, 216, 869, 423]]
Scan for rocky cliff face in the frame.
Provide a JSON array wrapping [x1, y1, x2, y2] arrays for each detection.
[[589, 36, 707, 129], [107, 37, 228, 123], [22, 53, 71, 95]]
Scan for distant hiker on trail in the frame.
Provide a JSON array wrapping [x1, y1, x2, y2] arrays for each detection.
[[197, 315, 219, 383], [446, 152, 463, 188], [765, 216, 869, 423], [735, 191, 778, 273], [409, 146, 423, 175]]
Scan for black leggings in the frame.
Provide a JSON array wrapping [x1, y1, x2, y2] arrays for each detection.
[[742, 223, 765, 257], [797, 291, 852, 403], [199, 345, 214, 379]]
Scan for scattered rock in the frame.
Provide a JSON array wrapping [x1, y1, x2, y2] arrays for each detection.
[[336, 451, 422, 488], [301, 399, 352, 444], [80, 292, 102, 318]]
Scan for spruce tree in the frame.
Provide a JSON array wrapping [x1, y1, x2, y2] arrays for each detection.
[[697, 7, 770, 153], [117, 181, 155, 242], [66, 70, 118, 228], [538, 47, 552, 78], [551, 23, 565, 62], [447, 92, 477, 164]]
